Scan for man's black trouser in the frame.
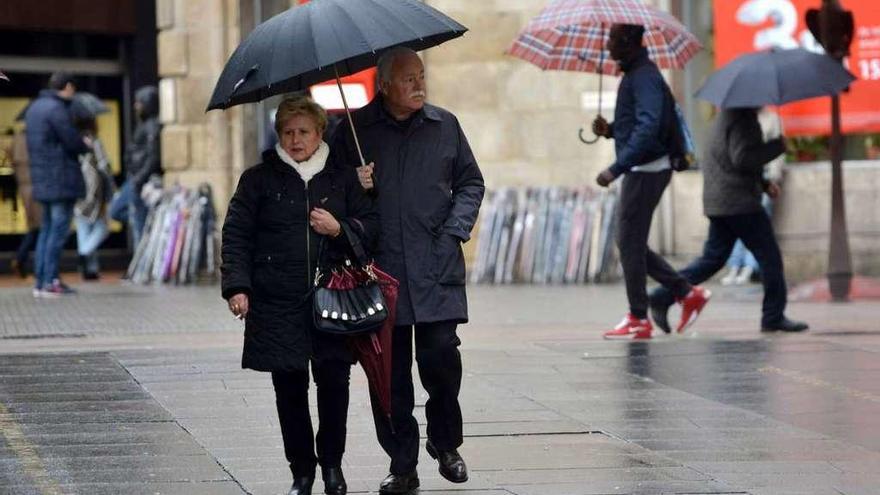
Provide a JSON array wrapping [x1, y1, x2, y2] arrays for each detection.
[[272, 359, 351, 478], [652, 210, 787, 326], [370, 320, 463, 475], [618, 170, 691, 319]]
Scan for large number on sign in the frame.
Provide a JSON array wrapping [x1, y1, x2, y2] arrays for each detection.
[[859, 59, 880, 80]]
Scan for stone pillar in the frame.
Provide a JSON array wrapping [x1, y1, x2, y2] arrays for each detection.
[[155, 0, 246, 218]]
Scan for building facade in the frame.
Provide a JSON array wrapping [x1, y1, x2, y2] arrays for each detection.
[[153, 0, 880, 280]]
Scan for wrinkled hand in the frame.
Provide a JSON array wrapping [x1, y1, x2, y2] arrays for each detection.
[[592, 116, 611, 139], [228, 293, 249, 319], [356, 162, 375, 190], [595, 169, 616, 188], [765, 182, 781, 199], [310, 208, 341, 237]]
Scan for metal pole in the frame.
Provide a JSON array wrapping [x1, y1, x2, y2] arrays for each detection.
[[827, 92, 852, 300], [820, 0, 853, 301]]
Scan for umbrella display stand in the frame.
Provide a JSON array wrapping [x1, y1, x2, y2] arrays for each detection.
[[125, 181, 218, 285], [470, 186, 620, 285]]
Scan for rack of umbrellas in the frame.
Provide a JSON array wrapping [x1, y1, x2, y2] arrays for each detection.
[[470, 187, 620, 285], [126, 181, 218, 285]]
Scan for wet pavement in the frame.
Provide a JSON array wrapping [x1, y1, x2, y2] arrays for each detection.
[[1, 281, 879, 494]]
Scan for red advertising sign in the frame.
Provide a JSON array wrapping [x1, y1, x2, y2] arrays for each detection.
[[714, 0, 880, 135]]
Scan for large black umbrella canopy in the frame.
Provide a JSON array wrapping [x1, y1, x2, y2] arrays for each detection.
[[206, 0, 467, 111], [696, 48, 856, 109]]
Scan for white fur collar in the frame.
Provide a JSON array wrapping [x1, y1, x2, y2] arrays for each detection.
[[275, 141, 329, 184]]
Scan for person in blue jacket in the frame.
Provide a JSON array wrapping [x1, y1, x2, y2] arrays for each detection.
[[25, 72, 91, 297], [592, 24, 710, 339]]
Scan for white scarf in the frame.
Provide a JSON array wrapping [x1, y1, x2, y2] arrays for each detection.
[[275, 141, 329, 184]]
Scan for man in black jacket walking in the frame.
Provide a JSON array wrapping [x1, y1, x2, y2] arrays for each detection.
[[332, 47, 484, 495], [592, 24, 710, 339], [649, 108, 808, 333]]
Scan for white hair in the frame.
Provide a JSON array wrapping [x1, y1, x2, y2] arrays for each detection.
[[377, 46, 419, 84]]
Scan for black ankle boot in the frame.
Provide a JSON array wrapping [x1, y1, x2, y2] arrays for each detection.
[[322, 466, 346, 495], [287, 476, 314, 495]]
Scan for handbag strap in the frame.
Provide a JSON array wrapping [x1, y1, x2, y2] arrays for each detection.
[[340, 221, 369, 266], [314, 220, 369, 277]]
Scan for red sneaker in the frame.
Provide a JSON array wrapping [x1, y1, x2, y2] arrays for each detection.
[[603, 314, 652, 340], [676, 286, 711, 333]]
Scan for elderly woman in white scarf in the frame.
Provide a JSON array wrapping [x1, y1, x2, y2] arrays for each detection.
[[221, 95, 377, 495]]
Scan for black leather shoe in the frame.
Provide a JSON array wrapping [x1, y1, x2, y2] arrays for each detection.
[[762, 317, 809, 333], [649, 293, 673, 334], [321, 466, 346, 495], [425, 439, 468, 483], [288, 476, 314, 495], [378, 471, 419, 494]]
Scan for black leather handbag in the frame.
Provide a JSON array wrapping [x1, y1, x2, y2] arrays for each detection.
[[312, 222, 387, 335]]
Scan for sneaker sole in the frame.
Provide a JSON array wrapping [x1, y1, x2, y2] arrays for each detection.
[[603, 332, 652, 341]]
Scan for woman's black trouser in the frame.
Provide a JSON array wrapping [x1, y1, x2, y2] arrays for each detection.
[[271, 359, 351, 478]]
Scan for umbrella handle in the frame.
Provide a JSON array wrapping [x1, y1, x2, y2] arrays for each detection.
[[579, 27, 605, 146], [579, 127, 600, 144], [334, 65, 376, 196]]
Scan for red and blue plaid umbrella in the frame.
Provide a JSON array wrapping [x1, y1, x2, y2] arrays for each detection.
[[506, 0, 701, 76]]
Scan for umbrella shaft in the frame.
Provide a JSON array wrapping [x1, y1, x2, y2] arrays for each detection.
[[335, 65, 367, 167]]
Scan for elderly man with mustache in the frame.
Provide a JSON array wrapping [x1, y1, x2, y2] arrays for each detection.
[[332, 47, 484, 495]]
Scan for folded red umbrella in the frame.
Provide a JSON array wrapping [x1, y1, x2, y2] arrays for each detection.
[[348, 264, 398, 420]]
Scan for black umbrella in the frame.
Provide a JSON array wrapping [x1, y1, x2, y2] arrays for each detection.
[[696, 48, 856, 109], [206, 0, 466, 165]]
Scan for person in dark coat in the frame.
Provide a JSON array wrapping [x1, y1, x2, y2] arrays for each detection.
[[24, 72, 91, 296], [591, 24, 710, 339], [221, 96, 378, 495], [331, 47, 485, 495], [649, 108, 809, 333], [124, 85, 161, 247], [9, 126, 41, 278]]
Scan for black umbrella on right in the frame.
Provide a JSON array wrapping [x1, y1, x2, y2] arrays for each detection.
[[696, 48, 856, 108]]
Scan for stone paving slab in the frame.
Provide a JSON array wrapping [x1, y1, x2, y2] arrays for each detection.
[[0, 352, 244, 494], [2, 283, 880, 494]]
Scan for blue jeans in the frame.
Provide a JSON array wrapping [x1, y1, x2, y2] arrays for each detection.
[[652, 210, 788, 326], [34, 201, 75, 288], [726, 194, 774, 271], [109, 180, 131, 223], [75, 214, 109, 274], [129, 190, 148, 248]]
